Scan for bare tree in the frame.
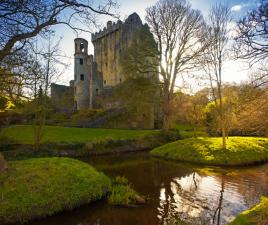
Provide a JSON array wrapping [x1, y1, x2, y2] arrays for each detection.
[[0, 0, 118, 61], [145, 0, 209, 130], [235, 1, 268, 65], [234, 1, 268, 88], [32, 33, 68, 150], [201, 3, 231, 149], [0, 47, 43, 103], [248, 63, 268, 88]]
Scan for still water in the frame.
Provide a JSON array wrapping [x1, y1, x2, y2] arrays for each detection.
[[27, 152, 268, 225]]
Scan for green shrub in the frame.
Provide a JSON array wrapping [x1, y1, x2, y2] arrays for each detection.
[[108, 176, 141, 206], [71, 109, 105, 122], [0, 131, 17, 146], [160, 129, 181, 142], [108, 184, 137, 205], [113, 176, 129, 185]]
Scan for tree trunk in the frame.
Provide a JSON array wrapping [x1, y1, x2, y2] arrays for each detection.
[[0, 154, 8, 173], [193, 125, 197, 138], [162, 89, 171, 131], [222, 127, 227, 150]]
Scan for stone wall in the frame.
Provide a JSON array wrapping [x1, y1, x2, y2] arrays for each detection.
[[51, 83, 74, 112], [92, 13, 143, 88]]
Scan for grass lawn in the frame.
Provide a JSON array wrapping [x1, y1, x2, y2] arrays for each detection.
[[2, 125, 159, 144], [150, 137, 268, 166], [229, 196, 268, 225], [170, 123, 207, 139], [0, 157, 111, 224]]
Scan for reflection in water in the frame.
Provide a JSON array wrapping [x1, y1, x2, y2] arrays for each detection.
[[157, 172, 248, 225], [26, 153, 268, 225]]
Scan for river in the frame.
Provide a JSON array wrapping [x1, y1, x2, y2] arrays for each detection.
[[27, 152, 268, 225]]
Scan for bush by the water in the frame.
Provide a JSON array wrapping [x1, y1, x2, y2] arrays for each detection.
[[71, 108, 105, 123], [108, 176, 145, 206], [151, 137, 268, 166], [0, 157, 111, 224]]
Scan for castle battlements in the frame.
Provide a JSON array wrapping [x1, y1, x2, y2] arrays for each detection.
[[91, 20, 122, 42], [91, 13, 142, 42]]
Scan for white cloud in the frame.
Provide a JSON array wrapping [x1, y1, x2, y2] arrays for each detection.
[[231, 4, 242, 12]]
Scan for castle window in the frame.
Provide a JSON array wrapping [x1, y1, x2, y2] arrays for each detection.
[[80, 74, 84, 81], [105, 62, 108, 67], [80, 43, 84, 52], [104, 80, 106, 85], [80, 58, 83, 65], [96, 89, 99, 96], [119, 78, 122, 82]]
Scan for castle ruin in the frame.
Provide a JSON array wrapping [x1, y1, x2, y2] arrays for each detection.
[[51, 13, 158, 128]]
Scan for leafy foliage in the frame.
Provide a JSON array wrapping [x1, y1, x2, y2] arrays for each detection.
[[108, 176, 143, 206]]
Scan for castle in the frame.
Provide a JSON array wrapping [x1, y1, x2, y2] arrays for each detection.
[[51, 13, 159, 128]]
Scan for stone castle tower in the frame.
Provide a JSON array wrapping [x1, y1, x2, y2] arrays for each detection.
[[92, 13, 143, 88], [51, 13, 159, 128], [73, 38, 101, 110], [74, 38, 90, 110], [71, 13, 144, 110]]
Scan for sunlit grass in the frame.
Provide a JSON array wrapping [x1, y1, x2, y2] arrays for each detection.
[[0, 157, 111, 224], [151, 137, 268, 166], [2, 125, 159, 144], [170, 123, 207, 139]]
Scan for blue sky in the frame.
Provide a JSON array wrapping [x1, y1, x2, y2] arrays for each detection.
[[53, 0, 259, 86]]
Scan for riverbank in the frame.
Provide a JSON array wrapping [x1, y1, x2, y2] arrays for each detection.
[[0, 157, 111, 225], [0, 125, 177, 160], [229, 196, 268, 225], [2, 125, 159, 144], [150, 137, 268, 166]]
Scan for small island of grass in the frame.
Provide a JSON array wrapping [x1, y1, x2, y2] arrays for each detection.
[[0, 157, 111, 225], [229, 196, 268, 225], [150, 137, 268, 166]]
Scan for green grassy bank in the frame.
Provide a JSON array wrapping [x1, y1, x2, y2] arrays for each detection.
[[229, 197, 268, 225], [151, 137, 268, 166], [1, 125, 177, 160], [2, 125, 159, 144], [0, 157, 111, 225]]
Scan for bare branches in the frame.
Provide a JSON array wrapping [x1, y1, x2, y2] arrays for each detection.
[[0, 0, 119, 61], [145, 0, 208, 130], [234, 1, 268, 65], [201, 3, 231, 149]]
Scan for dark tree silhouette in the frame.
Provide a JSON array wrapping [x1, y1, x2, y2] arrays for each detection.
[[0, 0, 118, 61], [235, 1, 268, 65]]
